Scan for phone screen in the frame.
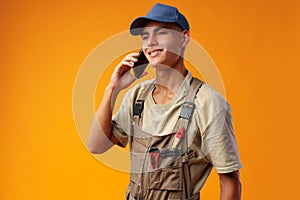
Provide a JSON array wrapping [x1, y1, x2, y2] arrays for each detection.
[[133, 49, 149, 79]]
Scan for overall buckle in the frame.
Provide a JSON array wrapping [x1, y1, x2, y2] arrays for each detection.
[[179, 102, 195, 120]]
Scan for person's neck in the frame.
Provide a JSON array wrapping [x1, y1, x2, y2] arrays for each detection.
[[153, 60, 188, 104], [155, 58, 187, 90]]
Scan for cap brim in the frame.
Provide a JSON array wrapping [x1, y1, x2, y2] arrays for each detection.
[[130, 17, 151, 35]]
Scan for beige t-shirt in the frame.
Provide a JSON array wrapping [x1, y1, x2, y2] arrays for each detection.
[[112, 72, 242, 192]]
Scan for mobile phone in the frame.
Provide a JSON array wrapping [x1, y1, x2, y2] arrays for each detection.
[[133, 49, 149, 79]]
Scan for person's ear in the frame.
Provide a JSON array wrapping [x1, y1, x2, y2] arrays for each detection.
[[182, 30, 190, 48]]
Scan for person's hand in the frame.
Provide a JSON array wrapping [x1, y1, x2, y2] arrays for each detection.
[[109, 52, 146, 92]]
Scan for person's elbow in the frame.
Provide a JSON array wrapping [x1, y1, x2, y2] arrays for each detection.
[[88, 138, 113, 154], [88, 123, 114, 154], [88, 143, 105, 154]]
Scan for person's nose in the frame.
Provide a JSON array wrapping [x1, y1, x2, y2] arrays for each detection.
[[146, 33, 158, 47]]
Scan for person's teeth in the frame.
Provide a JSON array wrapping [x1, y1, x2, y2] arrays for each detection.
[[150, 50, 159, 56]]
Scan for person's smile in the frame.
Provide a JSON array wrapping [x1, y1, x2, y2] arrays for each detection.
[[146, 48, 164, 58]]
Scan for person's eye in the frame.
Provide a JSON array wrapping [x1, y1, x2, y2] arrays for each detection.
[[158, 31, 167, 35], [141, 35, 149, 40]]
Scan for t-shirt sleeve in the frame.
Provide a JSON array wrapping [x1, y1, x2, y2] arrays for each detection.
[[203, 103, 242, 173], [197, 85, 242, 174]]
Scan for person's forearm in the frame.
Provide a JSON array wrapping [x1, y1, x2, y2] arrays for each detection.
[[88, 84, 119, 154], [219, 171, 242, 200], [88, 52, 141, 154], [220, 180, 241, 200]]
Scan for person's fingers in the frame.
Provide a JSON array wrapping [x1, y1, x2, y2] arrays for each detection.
[[126, 52, 140, 58], [120, 60, 134, 68], [113, 52, 142, 80], [123, 55, 138, 64]]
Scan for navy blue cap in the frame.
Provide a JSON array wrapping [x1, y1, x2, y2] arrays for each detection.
[[130, 3, 190, 35]]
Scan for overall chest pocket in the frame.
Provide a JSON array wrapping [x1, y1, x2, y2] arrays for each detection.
[[148, 164, 183, 191]]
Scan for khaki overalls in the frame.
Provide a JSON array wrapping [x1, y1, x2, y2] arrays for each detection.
[[126, 78, 203, 200]]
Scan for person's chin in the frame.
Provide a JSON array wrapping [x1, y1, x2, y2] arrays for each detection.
[[150, 62, 170, 70], [150, 61, 159, 67]]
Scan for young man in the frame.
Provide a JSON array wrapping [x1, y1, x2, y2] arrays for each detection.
[[88, 3, 242, 200]]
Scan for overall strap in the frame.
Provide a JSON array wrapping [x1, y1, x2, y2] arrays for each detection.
[[133, 82, 155, 127], [174, 77, 203, 148], [131, 82, 155, 199], [178, 77, 203, 199]]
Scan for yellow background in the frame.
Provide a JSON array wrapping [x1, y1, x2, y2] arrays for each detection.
[[1, 0, 300, 199]]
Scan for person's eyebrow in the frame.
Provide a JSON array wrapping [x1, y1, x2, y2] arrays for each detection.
[[141, 26, 171, 36]]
